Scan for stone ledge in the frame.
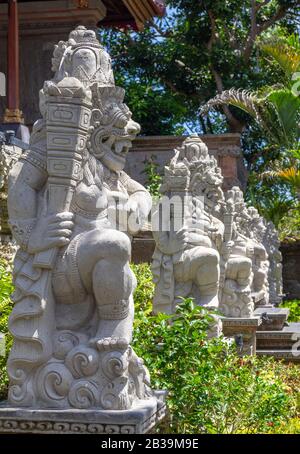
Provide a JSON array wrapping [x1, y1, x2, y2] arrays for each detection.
[[0, 393, 167, 435], [254, 308, 289, 331], [257, 331, 296, 339], [222, 317, 262, 328], [222, 317, 261, 356]]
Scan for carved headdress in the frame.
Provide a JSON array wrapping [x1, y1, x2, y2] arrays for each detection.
[[161, 134, 224, 198], [51, 26, 115, 88]]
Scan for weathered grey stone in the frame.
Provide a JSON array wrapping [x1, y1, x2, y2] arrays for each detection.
[[0, 393, 167, 434], [222, 317, 262, 355], [3, 26, 165, 431], [152, 134, 225, 315], [219, 187, 254, 318], [254, 307, 289, 331], [263, 221, 283, 305], [256, 325, 300, 350], [151, 136, 270, 319]]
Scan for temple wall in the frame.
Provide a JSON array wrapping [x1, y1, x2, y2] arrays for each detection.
[[0, 0, 106, 125], [126, 134, 248, 190], [280, 241, 300, 300]]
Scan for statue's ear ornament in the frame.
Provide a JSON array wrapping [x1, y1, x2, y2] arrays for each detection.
[[89, 127, 107, 159], [91, 109, 103, 123]]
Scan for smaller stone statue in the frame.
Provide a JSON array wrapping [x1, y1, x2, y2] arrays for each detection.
[[236, 205, 270, 306], [263, 221, 283, 305], [152, 135, 225, 315], [151, 136, 276, 320], [219, 186, 254, 318]]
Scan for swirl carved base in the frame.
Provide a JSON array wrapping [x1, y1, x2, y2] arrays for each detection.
[[0, 393, 167, 434]]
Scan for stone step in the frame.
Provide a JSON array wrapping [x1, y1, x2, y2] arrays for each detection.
[[256, 322, 300, 351], [256, 349, 300, 363], [257, 331, 297, 350], [254, 307, 289, 331]]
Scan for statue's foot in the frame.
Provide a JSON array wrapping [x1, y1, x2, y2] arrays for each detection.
[[89, 336, 129, 352]]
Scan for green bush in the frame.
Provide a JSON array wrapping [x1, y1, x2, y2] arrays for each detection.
[[280, 300, 300, 322], [132, 263, 300, 434], [0, 260, 299, 433], [0, 259, 14, 400]]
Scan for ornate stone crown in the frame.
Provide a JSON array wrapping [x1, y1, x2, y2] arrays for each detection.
[[68, 26, 102, 48], [51, 26, 115, 88]]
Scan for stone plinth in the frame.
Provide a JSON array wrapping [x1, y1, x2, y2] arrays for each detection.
[[254, 307, 289, 331], [256, 323, 300, 350], [222, 317, 262, 355], [0, 392, 167, 434], [255, 309, 300, 361]]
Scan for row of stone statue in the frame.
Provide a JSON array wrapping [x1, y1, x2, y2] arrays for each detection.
[[1, 26, 282, 414], [151, 134, 283, 319]]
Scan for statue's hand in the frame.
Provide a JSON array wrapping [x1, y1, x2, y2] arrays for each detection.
[[27, 212, 74, 253], [167, 227, 189, 254], [185, 228, 212, 247]]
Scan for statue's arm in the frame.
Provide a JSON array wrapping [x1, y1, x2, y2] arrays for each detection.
[[8, 157, 48, 250], [8, 158, 47, 221], [120, 172, 152, 220], [8, 155, 74, 253]]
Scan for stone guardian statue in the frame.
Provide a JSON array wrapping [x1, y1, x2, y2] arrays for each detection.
[[4, 27, 165, 429]]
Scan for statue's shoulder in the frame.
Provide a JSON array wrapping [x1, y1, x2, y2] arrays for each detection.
[[21, 146, 47, 174], [20, 121, 47, 173]]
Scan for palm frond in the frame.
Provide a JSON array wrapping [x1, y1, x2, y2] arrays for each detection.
[[261, 166, 300, 192], [260, 34, 300, 78], [200, 88, 260, 118]]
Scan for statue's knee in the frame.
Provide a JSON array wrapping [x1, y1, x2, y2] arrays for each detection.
[[206, 250, 219, 267], [241, 258, 252, 274], [110, 231, 131, 261], [83, 230, 131, 262]]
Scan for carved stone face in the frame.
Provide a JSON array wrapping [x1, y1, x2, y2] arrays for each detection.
[[90, 88, 141, 172]]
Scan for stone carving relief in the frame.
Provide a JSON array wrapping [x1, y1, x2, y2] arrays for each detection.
[[6, 26, 159, 412]]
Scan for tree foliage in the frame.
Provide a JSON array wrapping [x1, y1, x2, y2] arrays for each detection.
[[98, 0, 300, 138]]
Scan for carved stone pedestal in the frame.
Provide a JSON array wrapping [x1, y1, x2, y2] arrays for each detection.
[[254, 307, 289, 331], [222, 317, 262, 355], [0, 392, 167, 434]]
